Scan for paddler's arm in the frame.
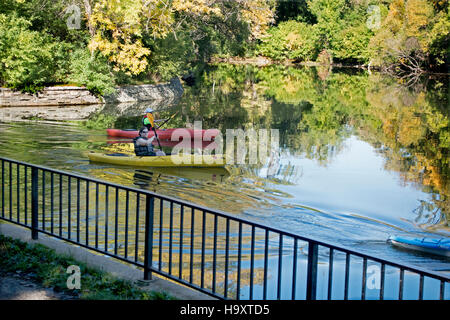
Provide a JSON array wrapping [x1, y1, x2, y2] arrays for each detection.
[[136, 135, 156, 146]]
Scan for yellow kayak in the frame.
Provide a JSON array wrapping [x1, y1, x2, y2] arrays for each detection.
[[88, 152, 226, 167]]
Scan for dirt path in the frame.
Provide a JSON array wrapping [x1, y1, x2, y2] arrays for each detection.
[[0, 271, 77, 300]]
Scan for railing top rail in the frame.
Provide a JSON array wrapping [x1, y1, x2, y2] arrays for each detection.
[[2, 156, 449, 282]]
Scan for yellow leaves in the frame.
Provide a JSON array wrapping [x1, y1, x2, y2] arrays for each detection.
[[383, 0, 436, 48], [397, 113, 425, 146], [239, 0, 275, 39], [426, 107, 449, 133], [113, 41, 151, 74], [365, 74, 450, 200], [372, 97, 428, 147], [283, 77, 301, 96], [141, 0, 174, 38], [89, 0, 152, 75], [86, 0, 276, 75], [385, 0, 406, 32], [171, 0, 275, 39], [405, 2, 436, 51], [89, 35, 151, 76], [87, 0, 228, 75], [92, 0, 142, 34], [416, 158, 444, 191], [172, 0, 222, 17], [369, 0, 448, 69], [405, 0, 434, 37]]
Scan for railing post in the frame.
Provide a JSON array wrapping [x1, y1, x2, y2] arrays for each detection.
[[306, 241, 318, 300], [144, 194, 154, 280], [1, 159, 4, 218], [31, 167, 39, 240]]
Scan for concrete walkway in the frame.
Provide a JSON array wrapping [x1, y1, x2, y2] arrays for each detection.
[[0, 271, 76, 300]]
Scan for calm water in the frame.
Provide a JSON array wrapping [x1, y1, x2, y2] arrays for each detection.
[[0, 65, 449, 298]]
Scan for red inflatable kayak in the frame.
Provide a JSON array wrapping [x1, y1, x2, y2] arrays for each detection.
[[106, 128, 220, 140]]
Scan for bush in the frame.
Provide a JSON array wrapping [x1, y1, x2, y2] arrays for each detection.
[[256, 21, 319, 61], [331, 23, 373, 64], [0, 14, 62, 92], [67, 48, 116, 96]]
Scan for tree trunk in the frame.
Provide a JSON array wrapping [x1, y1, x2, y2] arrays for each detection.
[[83, 0, 96, 54]]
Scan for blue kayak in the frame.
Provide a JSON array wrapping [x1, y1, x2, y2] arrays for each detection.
[[388, 235, 450, 257]]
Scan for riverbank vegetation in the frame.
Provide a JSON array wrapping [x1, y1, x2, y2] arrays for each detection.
[[257, 0, 449, 73], [0, 0, 447, 94], [0, 0, 273, 94]]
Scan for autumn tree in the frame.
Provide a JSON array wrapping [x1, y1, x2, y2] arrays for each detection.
[[369, 0, 449, 74], [86, 0, 275, 76]]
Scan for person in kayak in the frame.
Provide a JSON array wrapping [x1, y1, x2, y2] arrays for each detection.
[[142, 107, 166, 149], [133, 127, 166, 156], [142, 108, 155, 130], [142, 108, 168, 130]]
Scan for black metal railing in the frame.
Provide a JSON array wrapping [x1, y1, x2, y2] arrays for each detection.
[[0, 157, 449, 300]]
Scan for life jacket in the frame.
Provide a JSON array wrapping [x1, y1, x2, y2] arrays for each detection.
[[133, 136, 156, 156], [142, 113, 155, 128]]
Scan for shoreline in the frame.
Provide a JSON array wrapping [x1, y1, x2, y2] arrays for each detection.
[[209, 56, 450, 76], [0, 77, 184, 107]]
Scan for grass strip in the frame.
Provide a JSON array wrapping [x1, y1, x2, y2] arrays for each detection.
[[0, 234, 175, 300]]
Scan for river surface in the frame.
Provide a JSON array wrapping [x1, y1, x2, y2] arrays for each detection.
[[0, 65, 448, 298]]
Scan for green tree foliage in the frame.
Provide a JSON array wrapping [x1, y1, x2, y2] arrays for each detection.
[[257, 21, 319, 61], [0, 0, 277, 92], [255, 0, 447, 70], [0, 14, 67, 92], [87, 0, 275, 77], [0, 1, 110, 94], [428, 7, 450, 67], [67, 48, 116, 96], [1, 0, 447, 93], [144, 31, 201, 82], [255, 0, 375, 63], [145, 0, 274, 80], [1, 0, 68, 35], [274, 0, 316, 24]]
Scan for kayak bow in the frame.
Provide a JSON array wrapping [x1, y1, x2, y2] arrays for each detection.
[[387, 235, 450, 257]]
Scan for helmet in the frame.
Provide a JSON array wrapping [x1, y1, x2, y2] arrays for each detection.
[[145, 108, 153, 113]]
